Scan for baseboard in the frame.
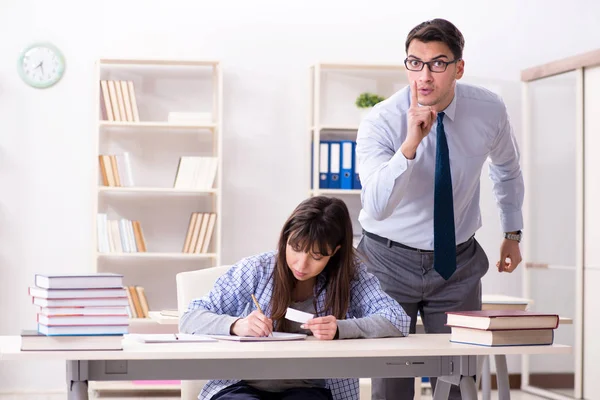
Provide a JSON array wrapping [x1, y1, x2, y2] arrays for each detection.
[[529, 373, 574, 389], [488, 373, 574, 390]]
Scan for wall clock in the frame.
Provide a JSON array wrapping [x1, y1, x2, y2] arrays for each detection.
[[17, 42, 66, 89]]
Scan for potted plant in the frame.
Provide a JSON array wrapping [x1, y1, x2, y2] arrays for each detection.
[[355, 92, 385, 119]]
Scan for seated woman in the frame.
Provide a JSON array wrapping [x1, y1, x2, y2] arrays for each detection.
[[180, 196, 411, 400]]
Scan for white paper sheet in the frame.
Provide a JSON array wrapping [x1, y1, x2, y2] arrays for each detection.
[[285, 307, 314, 323], [208, 332, 307, 342]]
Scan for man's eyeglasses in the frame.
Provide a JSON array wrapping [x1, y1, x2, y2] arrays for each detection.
[[404, 58, 461, 73]]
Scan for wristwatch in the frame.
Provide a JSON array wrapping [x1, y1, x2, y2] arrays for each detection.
[[504, 230, 522, 243]]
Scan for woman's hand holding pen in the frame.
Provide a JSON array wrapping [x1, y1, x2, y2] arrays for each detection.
[[231, 310, 273, 337], [301, 316, 338, 340]]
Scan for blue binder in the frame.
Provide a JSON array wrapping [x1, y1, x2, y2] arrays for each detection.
[[328, 141, 341, 189], [319, 141, 330, 189], [340, 140, 354, 190], [352, 141, 362, 189]]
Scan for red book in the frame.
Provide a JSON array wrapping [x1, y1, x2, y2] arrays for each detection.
[[446, 310, 560, 331]]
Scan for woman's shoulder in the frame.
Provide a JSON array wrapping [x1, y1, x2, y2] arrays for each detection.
[[351, 253, 369, 275], [228, 250, 278, 277]]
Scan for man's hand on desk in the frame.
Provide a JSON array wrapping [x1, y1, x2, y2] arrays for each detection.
[[230, 310, 273, 337], [301, 316, 338, 340], [497, 238, 522, 273]]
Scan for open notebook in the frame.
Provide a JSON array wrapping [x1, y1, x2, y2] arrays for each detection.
[[132, 334, 217, 343], [208, 332, 307, 342]]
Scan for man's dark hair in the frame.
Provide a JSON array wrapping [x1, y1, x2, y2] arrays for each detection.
[[405, 18, 465, 60]]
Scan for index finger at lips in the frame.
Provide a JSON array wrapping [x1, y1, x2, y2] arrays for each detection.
[[410, 80, 418, 107]]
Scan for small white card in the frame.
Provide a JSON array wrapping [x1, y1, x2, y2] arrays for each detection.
[[285, 307, 314, 323]]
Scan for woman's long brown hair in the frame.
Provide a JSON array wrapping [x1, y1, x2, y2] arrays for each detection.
[[270, 196, 356, 332]]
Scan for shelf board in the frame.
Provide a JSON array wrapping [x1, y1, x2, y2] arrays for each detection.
[[98, 186, 217, 195], [98, 252, 217, 260], [99, 58, 219, 67], [312, 125, 359, 132], [311, 189, 361, 195], [99, 121, 217, 130]]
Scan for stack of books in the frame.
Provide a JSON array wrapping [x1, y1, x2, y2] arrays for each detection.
[[21, 273, 129, 351], [447, 310, 560, 347]]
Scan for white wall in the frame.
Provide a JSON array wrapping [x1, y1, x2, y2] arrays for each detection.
[[0, 0, 599, 391]]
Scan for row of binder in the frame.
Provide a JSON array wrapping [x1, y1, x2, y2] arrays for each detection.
[[315, 140, 362, 190]]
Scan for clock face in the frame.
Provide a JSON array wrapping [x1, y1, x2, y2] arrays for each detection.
[[18, 42, 65, 88]]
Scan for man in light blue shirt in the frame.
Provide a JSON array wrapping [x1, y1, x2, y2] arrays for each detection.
[[356, 18, 524, 400]]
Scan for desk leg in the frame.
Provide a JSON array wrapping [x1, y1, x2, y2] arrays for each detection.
[[66, 360, 89, 400], [458, 376, 478, 400], [482, 355, 492, 400], [494, 355, 510, 400], [432, 379, 451, 400]]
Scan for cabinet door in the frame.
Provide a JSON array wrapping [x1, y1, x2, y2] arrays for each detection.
[[524, 69, 578, 397], [583, 64, 600, 399]]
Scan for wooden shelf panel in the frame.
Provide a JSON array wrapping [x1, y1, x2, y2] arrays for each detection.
[[99, 186, 218, 195], [99, 58, 219, 67], [98, 252, 217, 260]]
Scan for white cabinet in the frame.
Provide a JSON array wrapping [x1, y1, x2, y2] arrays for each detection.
[[521, 50, 600, 400]]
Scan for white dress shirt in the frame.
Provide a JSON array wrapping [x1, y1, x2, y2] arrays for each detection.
[[356, 82, 524, 250]]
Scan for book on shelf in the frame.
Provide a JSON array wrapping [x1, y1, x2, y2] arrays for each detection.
[[98, 152, 134, 187], [174, 156, 218, 190], [25, 273, 129, 349], [182, 212, 217, 254], [126, 285, 150, 319], [446, 310, 560, 347], [97, 214, 147, 253], [100, 80, 140, 122]]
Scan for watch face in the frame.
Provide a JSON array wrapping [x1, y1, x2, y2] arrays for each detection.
[[18, 42, 65, 88]]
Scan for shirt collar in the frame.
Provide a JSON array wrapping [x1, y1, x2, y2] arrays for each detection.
[[439, 86, 457, 121], [415, 86, 457, 122]]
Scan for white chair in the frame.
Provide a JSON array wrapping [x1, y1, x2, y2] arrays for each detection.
[[176, 265, 231, 400], [175, 265, 373, 400]]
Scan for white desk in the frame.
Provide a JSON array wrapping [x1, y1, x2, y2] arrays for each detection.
[[151, 297, 569, 400], [0, 333, 569, 400]]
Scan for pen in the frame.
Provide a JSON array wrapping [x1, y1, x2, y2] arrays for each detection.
[[175, 334, 179, 340], [251, 294, 272, 337]]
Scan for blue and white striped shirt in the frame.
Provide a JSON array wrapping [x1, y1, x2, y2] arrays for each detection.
[[180, 251, 411, 400], [356, 82, 524, 250]]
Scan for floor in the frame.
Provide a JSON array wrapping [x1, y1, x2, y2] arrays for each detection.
[[0, 391, 552, 400]]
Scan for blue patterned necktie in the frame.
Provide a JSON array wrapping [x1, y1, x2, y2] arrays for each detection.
[[434, 112, 456, 280]]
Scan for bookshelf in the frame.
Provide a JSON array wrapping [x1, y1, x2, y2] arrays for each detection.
[[308, 63, 408, 242], [92, 59, 223, 335]]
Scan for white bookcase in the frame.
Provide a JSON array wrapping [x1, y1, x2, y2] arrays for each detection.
[[91, 58, 223, 395], [308, 63, 408, 243]]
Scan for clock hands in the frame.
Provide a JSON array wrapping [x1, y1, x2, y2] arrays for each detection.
[[34, 61, 44, 76]]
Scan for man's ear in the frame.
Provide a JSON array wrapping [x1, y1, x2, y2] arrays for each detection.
[[455, 59, 465, 80]]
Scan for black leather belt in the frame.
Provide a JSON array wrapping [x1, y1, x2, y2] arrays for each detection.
[[363, 230, 473, 253]]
